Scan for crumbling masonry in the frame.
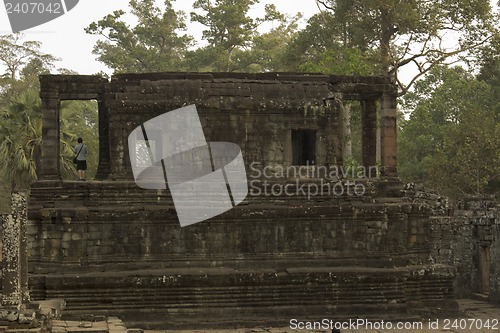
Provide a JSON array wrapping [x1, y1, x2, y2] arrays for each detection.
[[23, 73, 499, 328]]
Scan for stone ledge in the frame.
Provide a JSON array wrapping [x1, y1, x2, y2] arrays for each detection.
[[28, 265, 455, 329]]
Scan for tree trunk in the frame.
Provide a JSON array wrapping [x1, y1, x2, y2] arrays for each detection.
[[379, 7, 395, 78]]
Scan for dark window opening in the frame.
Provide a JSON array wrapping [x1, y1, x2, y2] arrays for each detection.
[[292, 130, 316, 165]]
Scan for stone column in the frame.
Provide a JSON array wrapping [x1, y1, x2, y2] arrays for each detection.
[[361, 99, 378, 172], [95, 100, 110, 180], [19, 193, 30, 304], [379, 91, 398, 176], [40, 79, 61, 180], [1, 192, 29, 308]]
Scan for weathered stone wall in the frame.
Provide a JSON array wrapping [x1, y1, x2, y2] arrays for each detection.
[[29, 265, 454, 329], [28, 181, 432, 272], [451, 196, 500, 303], [28, 73, 446, 327], [105, 74, 350, 179], [26, 181, 457, 326], [39, 73, 399, 181], [31, 73, 406, 271], [27, 191, 457, 328], [404, 186, 500, 305]]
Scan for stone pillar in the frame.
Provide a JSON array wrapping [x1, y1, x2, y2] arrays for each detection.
[[1, 192, 29, 308], [379, 91, 397, 176], [95, 100, 110, 180], [361, 99, 377, 172], [19, 194, 29, 304], [40, 80, 61, 180]]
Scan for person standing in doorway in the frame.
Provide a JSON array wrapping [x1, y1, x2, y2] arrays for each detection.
[[74, 137, 88, 181]]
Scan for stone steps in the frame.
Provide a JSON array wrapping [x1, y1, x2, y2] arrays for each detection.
[[470, 292, 489, 302], [28, 179, 397, 209], [28, 265, 455, 329]]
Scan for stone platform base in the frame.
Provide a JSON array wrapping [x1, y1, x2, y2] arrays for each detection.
[[51, 317, 139, 333], [0, 299, 65, 326], [30, 265, 456, 329]]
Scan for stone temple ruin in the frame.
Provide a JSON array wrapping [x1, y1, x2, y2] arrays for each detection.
[[2, 72, 498, 329]]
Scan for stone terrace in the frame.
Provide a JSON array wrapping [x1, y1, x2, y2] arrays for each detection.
[[25, 73, 457, 328]]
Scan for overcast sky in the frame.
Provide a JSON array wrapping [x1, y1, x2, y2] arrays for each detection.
[[0, 0, 322, 75]]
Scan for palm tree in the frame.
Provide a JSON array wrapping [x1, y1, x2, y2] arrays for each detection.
[[0, 89, 42, 190], [0, 88, 81, 190]]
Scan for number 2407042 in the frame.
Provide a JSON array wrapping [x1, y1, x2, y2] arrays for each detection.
[[5, 2, 62, 14]]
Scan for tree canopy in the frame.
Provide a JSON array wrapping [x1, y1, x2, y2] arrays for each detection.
[[188, 0, 287, 71], [282, 11, 375, 75], [86, 0, 499, 85], [0, 34, 57, 81], [85, 0, 193, 72], [0, 34, 57, 108], [86, 0, 296, 73], [399, 65, 500, 196], [315, 0, 500, 95], [0, 34, 99, 192]]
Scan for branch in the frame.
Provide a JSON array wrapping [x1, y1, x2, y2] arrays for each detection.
[[396, 53, 424, 69], [397, 56, 462, 96], [400, 33, 414, 62], [395, 33, 493, 76], [315, 0, 334, 11]]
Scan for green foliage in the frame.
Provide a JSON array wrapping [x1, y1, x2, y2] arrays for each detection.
[[0, 34, 56, 108], [86, 0, 295, 73], [316, 0, 499, 94], [478, 34, 500, 95], [191, 0, 260, 49], [0, 34, 99, 192], [298, 48, 374, 76], [0, 89, 41, 190], [85, 0, 193, 73], [342, 155, 362, 171], [239, 14, 302, 72], [188, 0, 289, 72], [0, 182, 10, 214], [185, 44, 251, 72], [281, 11, 377, 75], [0, 90, 91, 190], [432, 107, 499, 195], [399, 66, 500, 197], [0, 34, 57, 80]]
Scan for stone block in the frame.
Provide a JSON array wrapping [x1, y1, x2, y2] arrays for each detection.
[[71, 233, 82, 241], [0, 309, 18, 322], [17, 310, 35, 324], [62, 233, 72, 242]]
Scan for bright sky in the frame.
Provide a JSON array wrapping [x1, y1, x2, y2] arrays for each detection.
[[0, 0, 322, 75]]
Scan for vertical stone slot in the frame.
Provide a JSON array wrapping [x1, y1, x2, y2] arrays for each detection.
[[480, 245, 490, 294]]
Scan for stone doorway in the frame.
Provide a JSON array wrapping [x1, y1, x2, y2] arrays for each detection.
[[60, 100, 100, 180], [39, 75, 110, 181]]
